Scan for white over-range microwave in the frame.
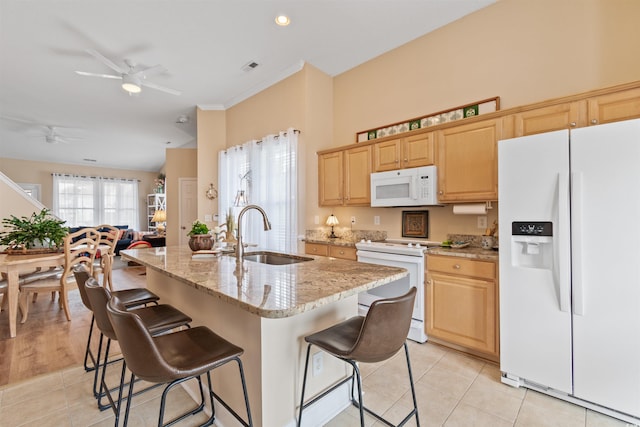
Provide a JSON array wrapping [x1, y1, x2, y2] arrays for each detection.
[[370, 165, 439, 207]]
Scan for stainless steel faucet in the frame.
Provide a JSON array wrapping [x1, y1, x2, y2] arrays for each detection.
[[236, 204, 272, 261]]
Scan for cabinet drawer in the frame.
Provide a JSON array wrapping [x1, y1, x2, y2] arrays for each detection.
[[329, 246, 357, 261], [305, 243, 329, 256], [428, 255, 495, 280]]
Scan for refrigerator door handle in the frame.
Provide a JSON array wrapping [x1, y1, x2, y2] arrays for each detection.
[[572, 171, 585, 316], [558, 172, 571, 313]]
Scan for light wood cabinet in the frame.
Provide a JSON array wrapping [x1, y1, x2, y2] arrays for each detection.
[[436, 118, 502, 202], [305, 243, 329, 256], [328, 245, 357, 261], [305, 243, 356, 261], [588, 87, 640, 126], [511, 101, 587, 137], [510, 88, 640, 137], [319, 145, 371, 207], [318, 151, 343, 206], [373, 132, 434, 172], [426, 254, 498, 358]]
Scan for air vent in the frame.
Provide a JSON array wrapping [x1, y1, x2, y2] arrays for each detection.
[[242, 61, 260, 72], [83, 158, 97, 162]]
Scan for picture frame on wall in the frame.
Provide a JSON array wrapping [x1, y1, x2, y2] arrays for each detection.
[[402, 211, 429, 238]]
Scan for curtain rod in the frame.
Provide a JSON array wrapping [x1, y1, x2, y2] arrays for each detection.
[[222, 128, 300, 154], [52, 173, 140, 182]]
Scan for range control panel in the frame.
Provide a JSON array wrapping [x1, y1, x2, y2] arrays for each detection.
[[511, 221, 553, 236]]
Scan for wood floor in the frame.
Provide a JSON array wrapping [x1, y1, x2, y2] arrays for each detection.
[[0, 260, 146, 386]]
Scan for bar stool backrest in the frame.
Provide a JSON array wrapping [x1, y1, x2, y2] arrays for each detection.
[[106, 296, 174, 383], [349, 287, 416, 363], [85, 277, 117, 340], [73, 264, 93, 311]]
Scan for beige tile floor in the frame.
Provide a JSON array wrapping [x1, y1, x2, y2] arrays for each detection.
[[0, 338, 633, 427]]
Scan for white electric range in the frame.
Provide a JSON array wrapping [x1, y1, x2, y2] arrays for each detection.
[[355, 239, 441, 343]]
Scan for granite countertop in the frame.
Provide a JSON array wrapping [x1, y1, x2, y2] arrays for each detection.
[[121, 245, 407, 319], [427, 246, 499, 262]]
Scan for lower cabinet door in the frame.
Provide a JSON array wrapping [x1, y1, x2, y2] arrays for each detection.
[[427, 272, 497, 355]]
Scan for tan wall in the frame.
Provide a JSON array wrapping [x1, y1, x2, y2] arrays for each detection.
[[165, 147, 197, 245], [0, 157, 158, 230], [195, 108, 226, 228]]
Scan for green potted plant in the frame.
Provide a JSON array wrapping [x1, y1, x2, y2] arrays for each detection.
[[187, 220, 213, 251], [0, 208, 68, 253]]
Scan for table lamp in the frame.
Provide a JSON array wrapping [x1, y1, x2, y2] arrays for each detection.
[[326, 214, 339, 238], [151, 209, 167, 235]]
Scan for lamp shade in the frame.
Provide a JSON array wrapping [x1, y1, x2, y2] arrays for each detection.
[[151, 209, 166, 223], [326, 214, 339, 226]]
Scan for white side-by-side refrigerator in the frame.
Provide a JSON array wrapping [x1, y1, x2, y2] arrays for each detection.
[[498, 118, 640, 424]]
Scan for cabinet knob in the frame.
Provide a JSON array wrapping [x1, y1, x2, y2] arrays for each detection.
[[453, 264, 461, 269], [339, 250, 344, 255], [438, 190, 444, 195], [570, 122, 577, 127], [395, 159, 399, 163], [591, 119, 598, 124], [404, 158, 408, 162]]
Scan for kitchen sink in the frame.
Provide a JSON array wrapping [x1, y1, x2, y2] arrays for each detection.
[[237, 251, 314, 265]]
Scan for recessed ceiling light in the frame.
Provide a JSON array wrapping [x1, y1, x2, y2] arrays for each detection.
[[275, 15, 290, 26]]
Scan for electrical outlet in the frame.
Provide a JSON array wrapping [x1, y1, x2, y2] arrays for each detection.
[[374, 215, 380, 225], [351, 216, 356, 224], [312, 352, 323, 377], [477, 216, 488, 229], [314, 215, 320, 225]]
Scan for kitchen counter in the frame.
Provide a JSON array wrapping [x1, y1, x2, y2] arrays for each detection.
[[120, 245, 406, 318], [303, 237, 357, 247], [120, 245, 407, 427], [427, 246, 499, 262]]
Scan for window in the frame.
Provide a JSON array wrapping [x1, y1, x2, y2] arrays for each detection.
[[52, 174, 139, 228], [219, 128, 299, 253]]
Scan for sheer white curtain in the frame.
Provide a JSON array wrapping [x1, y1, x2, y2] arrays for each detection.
[[218, 128, 298, 253], [52, 174, 139, 228]]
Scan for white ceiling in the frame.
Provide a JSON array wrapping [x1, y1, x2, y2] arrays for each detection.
[[0, 0, 495, 172]]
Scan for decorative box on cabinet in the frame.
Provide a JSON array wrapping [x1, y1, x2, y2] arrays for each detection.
[[426, 254, 499, 360], [372, 132, 434, 172], [318, 145, 371, 207], [436, 118, 502, 202]]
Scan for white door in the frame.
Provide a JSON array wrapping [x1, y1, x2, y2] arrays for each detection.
[[498, 130, 573, 393], [179, 178, 197, 247], [571, 119, 640, 417]]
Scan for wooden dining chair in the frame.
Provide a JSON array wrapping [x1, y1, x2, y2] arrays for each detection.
[[94, 224, 120, 290], [0, 278, 7, 312], [18, 227, 100, 323]]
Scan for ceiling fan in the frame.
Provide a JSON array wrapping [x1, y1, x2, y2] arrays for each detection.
[[75, 49, 181, 96], [0, 116, 84, 144], [38, 126, 84, 144]]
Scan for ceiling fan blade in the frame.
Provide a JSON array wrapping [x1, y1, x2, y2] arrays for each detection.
[[85, 48, 126, 74], [0, 115, 39, 125], [141, 80, 181, 96], [132, 64, 165, 77], [75, 71, 122, 79]]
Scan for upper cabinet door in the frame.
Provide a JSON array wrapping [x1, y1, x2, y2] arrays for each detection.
[[588, 87, 640, 126], [344, 145, 371, 206], [437, 118, 501, 202], [512, 101, 587, 137], [403, 132, 435, 168], [373, 138, 401, 172], [318, 151, 343, 206]]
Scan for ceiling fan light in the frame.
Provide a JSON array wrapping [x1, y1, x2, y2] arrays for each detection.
[[121, 75, 142, 93]]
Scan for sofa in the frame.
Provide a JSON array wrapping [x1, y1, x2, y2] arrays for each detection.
[[67, 225, 145, 256]]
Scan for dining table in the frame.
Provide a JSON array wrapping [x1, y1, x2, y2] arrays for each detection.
[[0, 252, 65, 338]]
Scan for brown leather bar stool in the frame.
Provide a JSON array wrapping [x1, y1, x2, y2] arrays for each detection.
[[73, 264, 160, 374], [297, 287, 420, 427], [84, 277, 191, 422], [106, 295, 253, 427]]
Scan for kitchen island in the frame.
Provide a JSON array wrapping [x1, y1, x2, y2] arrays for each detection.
[[120, 245, 407, 427]]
